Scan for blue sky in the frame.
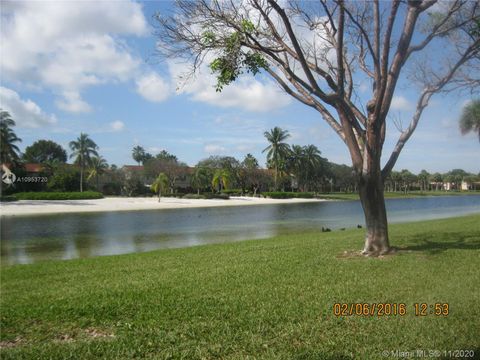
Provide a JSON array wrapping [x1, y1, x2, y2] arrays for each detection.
[[0, 1, 478, 174]]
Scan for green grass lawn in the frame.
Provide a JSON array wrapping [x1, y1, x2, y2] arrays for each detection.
[[1, 215, 479, 359], [317, 191, 480, 201]]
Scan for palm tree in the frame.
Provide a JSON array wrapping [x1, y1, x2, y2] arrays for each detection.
[[390, 171, 402, 192], [262, 127, 291, 190], [243, 153, 259, 169], [303, 144, 323, 191], [429, 172, 443, 191], [151, 173, 169, 202], [417, 169, 430, 192], [191, 166, 211, 194], [69, 133, 98, 192], [212, 168, 232, 192], [287, 144, 323, 192], [287, 145, 305, 190], [132, 146, 146, 165], [87, 156, 108, 191], [459, 99, 480, 142], [0, 110, 22, 165]]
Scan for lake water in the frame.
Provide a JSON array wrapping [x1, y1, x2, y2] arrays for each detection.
[[1, 195, 479, 265]]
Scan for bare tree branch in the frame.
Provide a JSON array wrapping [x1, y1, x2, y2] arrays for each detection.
[[382, 40, 479, 177]]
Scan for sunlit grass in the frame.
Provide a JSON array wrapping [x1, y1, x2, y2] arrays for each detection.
[[1, 215, 479, 359], [317, 191, 480, 201]]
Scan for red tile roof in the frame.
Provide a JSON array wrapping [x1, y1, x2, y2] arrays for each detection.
[[24, 163, 44, 172]]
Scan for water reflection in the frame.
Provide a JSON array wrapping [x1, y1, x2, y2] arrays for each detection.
[[1, 195, 479, 265]]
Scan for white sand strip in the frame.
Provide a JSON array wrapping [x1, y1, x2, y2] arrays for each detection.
[[0, 196, 326, 217]]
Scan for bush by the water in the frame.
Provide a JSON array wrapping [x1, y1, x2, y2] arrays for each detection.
[[13, 191, 104, 200], [262, 191, 315, 199], [203, 192, 230, 200], [102, 182, 122, 196], [0, 195, 17, 202], [182, 193, 206, 199], [220, 189, 245, 196]]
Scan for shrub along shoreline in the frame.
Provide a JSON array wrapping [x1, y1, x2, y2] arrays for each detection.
[[4, 191, 104, 201], [1, 214, 479, 358], [2, 190, 478, 202], [263, 190, 480, 200]]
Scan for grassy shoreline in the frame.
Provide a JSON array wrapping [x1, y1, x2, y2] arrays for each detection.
[[1, 214, 479, 359], [316, 190, 480, 201]]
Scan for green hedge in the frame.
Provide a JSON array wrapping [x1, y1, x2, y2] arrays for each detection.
[[203, 193, 230, 200], [220, 189, 244, 196], [262, 192, 315, 199], [182, 193, 206, 199], [0, 195, 17, 202], [13, 191, 104, 200]]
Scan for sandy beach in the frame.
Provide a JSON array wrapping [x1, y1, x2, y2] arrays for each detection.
[[0, 196, 326, 217]]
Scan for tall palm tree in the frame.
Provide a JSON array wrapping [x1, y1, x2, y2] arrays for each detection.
[[151, 173, 169, 202], [243, 153, 258, 169], [287, 145, 305, 190], [132, 145, 146, 165], [191, 166, 211, 194], [0, 110, 22, 165], [262, 127, 290, 190], [429, 172, 443, 191], [212, 168, 232, 192], [87, 156, 108, 191], [417, 169, 430, 192], [303, 144, 323, 191], [459, 99, 480, 142], [69, 133, 98, 192]]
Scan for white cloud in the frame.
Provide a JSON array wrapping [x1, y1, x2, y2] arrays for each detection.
[[0, 86, 57, 128], [148, 147, 165, 154], [169, 61, 291, 113], [204, 144, 227, 154], [1, 1, 148, 112], [195, 77, 290, 112], [235, 144, 255, 152], [55, 91, 91, 113], [110, 120, 125, 132], [391, 96, 413, 111], [136, 73, 171, 103]]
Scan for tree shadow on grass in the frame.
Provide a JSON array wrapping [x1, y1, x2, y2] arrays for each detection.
[[398, 232, 480, 255]]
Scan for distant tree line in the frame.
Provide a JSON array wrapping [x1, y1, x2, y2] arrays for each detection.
[[1, 110, 479, 197], [125, 126, 479, 197], [1, 109, 111, 195]]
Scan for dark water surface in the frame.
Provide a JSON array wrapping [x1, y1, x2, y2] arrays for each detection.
[[1, 195, 479, 264]]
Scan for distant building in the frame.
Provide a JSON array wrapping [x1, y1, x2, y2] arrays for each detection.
[[461, 180, 480, 191], [23, 163, 44, 173]]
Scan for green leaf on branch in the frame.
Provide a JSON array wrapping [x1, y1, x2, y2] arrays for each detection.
[[243, 52, 269, 75], [241, 19, 255, 33], [201, 31, 216, 46], [207, 24, 268, 92]]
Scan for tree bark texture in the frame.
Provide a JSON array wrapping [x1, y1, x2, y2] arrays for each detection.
[[359, 174, 391, 255]]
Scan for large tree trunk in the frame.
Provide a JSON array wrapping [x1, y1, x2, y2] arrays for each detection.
[[358, 173, 391, 256]]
